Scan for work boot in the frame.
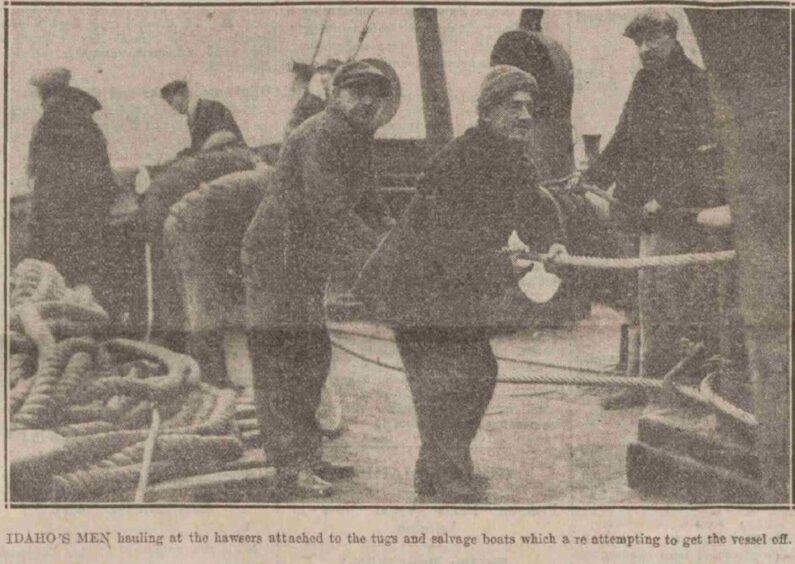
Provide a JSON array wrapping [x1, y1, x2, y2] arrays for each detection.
[[428, 477, 487, 504], [267, 467, 334, 500], [601, 388, 648, 410], [312, 460, 355, 481]]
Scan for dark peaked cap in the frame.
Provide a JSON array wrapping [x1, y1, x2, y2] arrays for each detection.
[[332, 61, 393, 98]]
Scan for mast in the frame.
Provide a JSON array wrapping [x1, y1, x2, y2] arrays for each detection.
[[413, 8, 454, 155]]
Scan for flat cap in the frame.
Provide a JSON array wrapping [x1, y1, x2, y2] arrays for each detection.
[[332, 60, 392, 98], [30, 67, 71, 96], [477, 64, 538, 117], [160, 79, 188, 100], [624, 9, 678, 41]]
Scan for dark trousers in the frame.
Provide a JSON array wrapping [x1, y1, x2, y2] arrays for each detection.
[[394, 328, 498, 492], [247, 327, 332, 469], [187, 330, 230, 388]]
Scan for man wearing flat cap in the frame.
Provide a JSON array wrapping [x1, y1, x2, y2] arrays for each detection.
[[161, 80, 245, 156], [580, 9, 731, 409], [355, 65, 567, 501], [242, 60, 394, 499]]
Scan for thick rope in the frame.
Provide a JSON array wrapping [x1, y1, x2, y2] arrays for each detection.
[[522, 249, 736, 270], [329, 335, 757, 427], [329, 337, 658, 388], [8, 261, 243, 502], [329, 326, 626, 376]]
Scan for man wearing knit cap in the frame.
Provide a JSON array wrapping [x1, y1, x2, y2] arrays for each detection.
[[242, 60, 394, 499], [579, 9, 730, 410], [355, 64, 567, 502]]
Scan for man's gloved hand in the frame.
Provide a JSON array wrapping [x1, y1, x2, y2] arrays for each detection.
[[640, 198, 662, 232], [544, 243, 569, 274], [563, 170, 584, 194]]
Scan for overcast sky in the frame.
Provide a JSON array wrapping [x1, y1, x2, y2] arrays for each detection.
[[7, 6, 703, 195]]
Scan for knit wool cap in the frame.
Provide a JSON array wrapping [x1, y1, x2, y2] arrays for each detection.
[[477, 65, 538, 117]]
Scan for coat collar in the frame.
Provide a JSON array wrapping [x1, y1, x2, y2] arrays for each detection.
[[467, 123, 528, 163], [324, 103, 374, 139]]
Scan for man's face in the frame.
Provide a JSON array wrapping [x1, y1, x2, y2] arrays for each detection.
[[483, 90, 534, 142], [635, 31, 677, 69], [334, 82, 386, 130], [167, 90, 190, 115]]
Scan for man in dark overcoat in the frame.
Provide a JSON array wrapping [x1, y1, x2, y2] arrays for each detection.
[[161, 80, 245, 156], [27, 72, 134, 325], [581, 9, 732, 409], [356, 65, 567, 501], [242, 60, 394, 498]]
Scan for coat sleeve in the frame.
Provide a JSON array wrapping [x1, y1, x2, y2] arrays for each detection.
[[516, 183, 566, 252], [583, 74, 639, 189], [652, 71, 727, 208], [302, 129, 380, 257], [70, 124, 123, 215], [417, 164, 514, 289], [215, 102, 245, 145], [353, 172, 393, 234]]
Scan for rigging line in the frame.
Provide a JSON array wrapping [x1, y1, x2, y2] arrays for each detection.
[[309, 9, 331, 67], [348, 8, 376, 62]]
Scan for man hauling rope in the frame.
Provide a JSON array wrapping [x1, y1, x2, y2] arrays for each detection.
[[574, 9, 734, 409], [355, 65, 567, 502], [242, 60, 395, 499]]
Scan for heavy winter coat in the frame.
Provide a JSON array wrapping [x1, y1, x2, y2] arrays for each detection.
[[188, 98, 245, 154], [242, 105, 390, 329], [355, 124, 564, 329], [584, 45, 726, 215], [284, 91, 326, 138], [27, 87, 133, 319]]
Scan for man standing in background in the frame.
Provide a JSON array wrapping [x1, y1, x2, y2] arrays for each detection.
[[580, 9, 731, 409], [27, 69, 135, 327], [161, 79, 245, 156]]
